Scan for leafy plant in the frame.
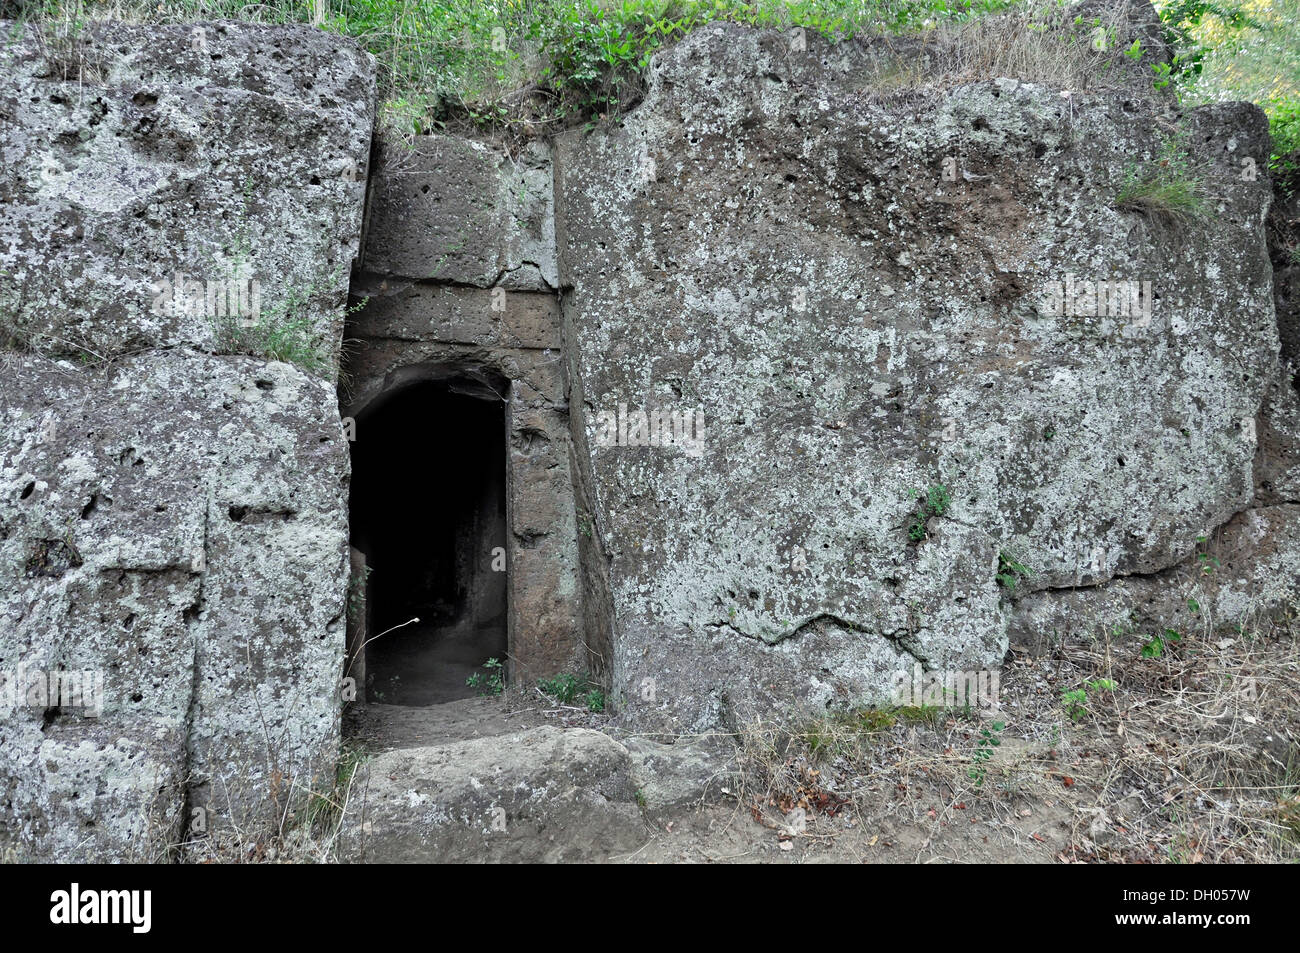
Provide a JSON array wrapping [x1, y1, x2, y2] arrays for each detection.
[[1061, 677, 1114, 721], [1195, 536, 1221, 575], [996, 550, 1033, 591], [907, 483, 951, 542], [1269, 100, 1300, 185], [466, 657, 505, 696], [1155, 0, 1297, 184], [539, 672, 605, 711], [1141, 628, 1182, 659], [1156, 0, 1267, 84], [1150, 58, 1173, 90], [538, 672, 589, 703], [968, 719, 1005, 788], [1061, 687, 1087, 720]]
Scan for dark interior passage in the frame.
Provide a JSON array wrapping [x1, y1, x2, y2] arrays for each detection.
[[349, 377, 507, 705]]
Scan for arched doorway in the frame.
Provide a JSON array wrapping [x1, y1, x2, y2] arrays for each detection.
[[348, 374, 508, 705]]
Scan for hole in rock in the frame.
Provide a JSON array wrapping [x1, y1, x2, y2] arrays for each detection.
[[350, 378, 508, 706]]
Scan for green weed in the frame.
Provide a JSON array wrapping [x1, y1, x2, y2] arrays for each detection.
[[466, 657, 505, 695], [907, 484, 951, 543]]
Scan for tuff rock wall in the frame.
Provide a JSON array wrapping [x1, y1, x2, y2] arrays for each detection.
[[0, 21, 374, 860], [554, 19, 1290, 732], [2, 1, 1297, 860]]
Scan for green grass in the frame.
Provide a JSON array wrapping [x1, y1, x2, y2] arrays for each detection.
[[12, 0, 1022, 133], [12, 0, 1298, 149], [300, 741, 368, 834], [205, 268, 341, 374], [1116, 171, 1207, 219], [803, 706, 905, 757], [1274, 751, 1300, 845], [538, 671, 605, 711], [1115, 132, 1209, 223]]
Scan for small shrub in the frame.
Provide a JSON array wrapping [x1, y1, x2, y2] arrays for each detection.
[[539, 672, 604, 711], [1061, 677, 1114, 720], [538, 672, 589, 703], [1268, 100, 1300, 186], [1141, 628, 1182, 659]]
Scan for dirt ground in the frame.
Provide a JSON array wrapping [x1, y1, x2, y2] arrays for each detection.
[[324, 618, 1300, 864], [610, 625, 1300, 864]]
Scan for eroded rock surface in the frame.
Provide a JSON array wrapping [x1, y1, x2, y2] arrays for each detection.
[[340, 725, 645, 862], [1, 6, 1294, 861], [555, 21, 1277, 730], [0, 353, 350, 860], [362, 135, 557, 291], [0, 20, 372, 861], [0, 20, 374, 377]]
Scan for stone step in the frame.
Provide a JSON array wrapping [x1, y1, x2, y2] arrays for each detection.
[[338, 725, 647, 863]]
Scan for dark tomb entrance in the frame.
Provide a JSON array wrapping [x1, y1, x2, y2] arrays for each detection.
[[349, 375, 508, 705]]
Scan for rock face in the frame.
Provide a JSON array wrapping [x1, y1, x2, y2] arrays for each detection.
[[0, 19, 374, 377], [361, 136, 557, 291], [0, 21, 373, 860], [2, 4, 1296, 860], [555, 21, 1278, 731], [0, 354, 351, 860]]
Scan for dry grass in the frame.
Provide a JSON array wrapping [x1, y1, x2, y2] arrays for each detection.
[[862, 0, 1161, 96], [174, 741, 370, 863], [728, 608, 1300, 862]]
